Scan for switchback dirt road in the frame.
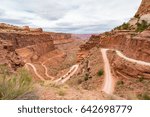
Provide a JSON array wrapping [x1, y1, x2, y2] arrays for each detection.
[[101, 48, 150, 95]]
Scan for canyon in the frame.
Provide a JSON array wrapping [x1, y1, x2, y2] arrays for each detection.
[[0, 0, 150, 100], [0, 23, 73, 70], [76, 0, 150, 99]]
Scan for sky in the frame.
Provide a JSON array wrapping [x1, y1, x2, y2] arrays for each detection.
[[0, 0, 142, 34]]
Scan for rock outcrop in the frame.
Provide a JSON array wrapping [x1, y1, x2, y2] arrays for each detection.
[[79, 35, 100, 51], [136, 0, 150, 16], [0, 40, 24, 70], [111, 52, 150, 79], [0, 23, 43, 33], [99, 30, 150, 62], [79, 0, 150, 63], [0, 23, 72, 70]]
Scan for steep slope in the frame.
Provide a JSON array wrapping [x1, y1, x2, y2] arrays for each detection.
[[136, 0, 150, 16], [0, 23, 72, 70], [77, 0, 150, 99]]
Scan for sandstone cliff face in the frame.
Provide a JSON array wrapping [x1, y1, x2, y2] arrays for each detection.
[[0, 23, 43, 33], [79, 0, 150, 63], [0, 40, 24, 70], [0, 32, 55, 64], [128, 0, 150, 30], [77, 35, 100, 62], [80, 35, 100, 51], [111, 53, 150, 79], [98, 29, 150, 62], [50, 33, 72, 45], [0, 23, 72, 70], [0, 32, 54, 49], [136, 0, 150, 16]]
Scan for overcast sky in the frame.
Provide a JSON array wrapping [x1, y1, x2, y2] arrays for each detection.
[[0, 0, 142, 34]]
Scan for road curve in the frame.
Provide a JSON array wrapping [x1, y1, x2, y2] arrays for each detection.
[[116, 50, 150, 66], [41, 54, 65, 80], [25, 62, 79, 84], [101, 48, 150, 95], [101, 49, 114, 94], [60, 64, 79, 84], [25, 63, 45, 81], [54, 64, 79, 84], [41, 63, 55, 80]]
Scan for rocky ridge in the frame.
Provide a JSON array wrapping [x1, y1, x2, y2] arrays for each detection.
[[0, 23, 72, 70], [77, 0, 150, 99]]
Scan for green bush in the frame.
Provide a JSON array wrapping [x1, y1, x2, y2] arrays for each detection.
[[136, 20, 150, 32], [134, 14, 140, 19], [0, 65, 33, 100], [121, 23, 130, 30], [97, 69, 104, 76], [115, 23, 130, 30], [84, 74, 89, 81]]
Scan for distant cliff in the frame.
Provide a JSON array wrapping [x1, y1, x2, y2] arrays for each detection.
[[0, 23, 71, 70]]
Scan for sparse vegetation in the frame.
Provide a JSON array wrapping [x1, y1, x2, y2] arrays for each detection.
[[137, 93, 150, 100], [105, 32, 111, 36], [115, 23, 130, 30], [136, 20, 150, 32], [84, 74, 89, 81], [0, 65, 33, 100], [117, 80, 124, 86], [57, 88, 66, 96], [134, 14, 140, 19], [97, 69, 104, 76], [138, 76, 144, 82], [121, 23, 130, 30]]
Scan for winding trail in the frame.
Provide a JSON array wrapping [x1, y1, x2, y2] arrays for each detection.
[[54, 64, 79, 84], [101, 48, 150, 95], [25, 55, 79, 84], [41, 56, 60, 80], [116, 50, 150, 66], [41, 64, 55, 80], [25, 63, 45, 81]]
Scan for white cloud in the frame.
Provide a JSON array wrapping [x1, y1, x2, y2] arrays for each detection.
[[0, 0, 142, 33]]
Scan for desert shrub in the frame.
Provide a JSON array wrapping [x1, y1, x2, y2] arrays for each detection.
[[138, 76, 144, 82], [117, 80, 124, 86], [121, 23, 130, 30], [136, 20, 150, 32], [84, 74, 89, 81], [115, 23, 130, 30], [134, 14, 140, 19], [105, 32, 111, 36], [115, 26, 121, 30], [142, 93, 150, 100], [0, 65, 33, 100], [137, 93, 150, 100], [58, 89, 66, 96], [97, 69, 104, 76]]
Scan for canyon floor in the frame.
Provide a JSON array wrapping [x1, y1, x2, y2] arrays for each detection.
[[20, 40, 106, 100], [18, 38, 150, 100]]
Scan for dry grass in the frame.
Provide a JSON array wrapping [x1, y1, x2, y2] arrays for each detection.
[[0, 65, 33, 100]]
